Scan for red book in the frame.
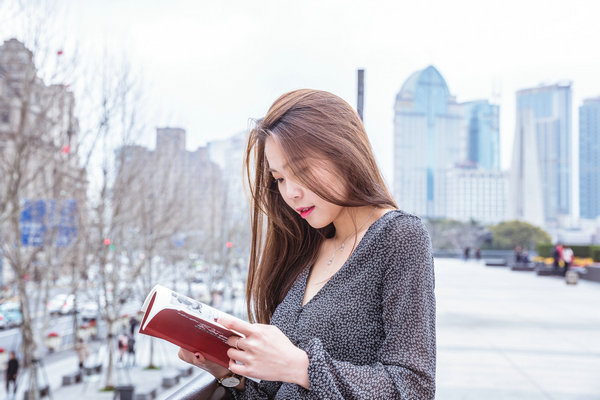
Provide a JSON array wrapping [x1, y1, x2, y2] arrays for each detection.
[[139, 284, 240, 369]]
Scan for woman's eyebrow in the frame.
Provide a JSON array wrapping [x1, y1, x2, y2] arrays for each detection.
[[268, 162, 289, 173]]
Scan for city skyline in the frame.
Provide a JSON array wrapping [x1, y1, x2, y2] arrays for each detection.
[[1, 0, 599, 187]]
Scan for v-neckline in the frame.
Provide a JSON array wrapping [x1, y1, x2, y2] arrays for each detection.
[[299, 210, 393, 308]]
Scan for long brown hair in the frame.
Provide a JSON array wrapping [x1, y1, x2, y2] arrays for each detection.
[[245, 89, 397, 323]]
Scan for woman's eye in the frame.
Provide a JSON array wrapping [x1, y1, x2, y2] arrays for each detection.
[[275, 177, 284, 184]]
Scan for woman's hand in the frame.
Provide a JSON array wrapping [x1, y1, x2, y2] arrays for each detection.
[[177, 348, 231, 379], [219, 315, 310, 389]]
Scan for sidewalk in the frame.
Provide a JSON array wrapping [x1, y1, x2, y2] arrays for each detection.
[[14, 334, 202, 400], [435, 258, 600, 399]]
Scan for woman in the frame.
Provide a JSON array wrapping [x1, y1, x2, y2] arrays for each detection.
[[179, 89, 436, 399]]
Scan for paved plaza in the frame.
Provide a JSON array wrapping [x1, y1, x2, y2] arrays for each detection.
[[436, 258, 600, 399]]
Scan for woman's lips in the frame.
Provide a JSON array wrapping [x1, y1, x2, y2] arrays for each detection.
[[299, 206, 314, 218]]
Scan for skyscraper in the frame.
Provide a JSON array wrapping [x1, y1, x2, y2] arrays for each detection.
[[509, 109, 545, 227], [393, 65, 464, 217], [579, 97, 600, 219], [445, 165, 508, 224], [511, 83, 572, 223], [463, 100, 500, 170]]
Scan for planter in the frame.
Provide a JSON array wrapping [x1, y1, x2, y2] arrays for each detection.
[[44, 333, 62, 351], [89, 325, 98, 339], [78, 328, 91, 341], [0, 349, 8, 365]]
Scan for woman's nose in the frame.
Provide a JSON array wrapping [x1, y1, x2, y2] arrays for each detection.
[[285, 180, 302, 199]]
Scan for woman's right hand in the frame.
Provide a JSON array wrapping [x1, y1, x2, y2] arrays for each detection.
[[177, 348, 231, 378]]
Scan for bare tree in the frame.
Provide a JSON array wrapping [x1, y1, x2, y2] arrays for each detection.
[[0, 37, 85, 399], [78, 56, 153, 389]]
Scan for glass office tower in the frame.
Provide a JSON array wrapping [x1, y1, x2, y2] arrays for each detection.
[[579, 98, 600, 219], [514, 83, 572, 222]]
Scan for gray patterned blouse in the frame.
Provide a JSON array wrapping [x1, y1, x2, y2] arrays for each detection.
[[230, 210, 436, 399]]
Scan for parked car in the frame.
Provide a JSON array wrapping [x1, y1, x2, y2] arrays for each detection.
[[79, 301, 99, 322], [0, 301, 23, 328], [0, 313, 8, 329], [47, 293, 74, 315]]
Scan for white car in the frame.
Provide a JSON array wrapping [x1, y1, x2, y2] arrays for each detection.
[[79, 302, 99, 322], [0, 313, 8, 329], [47, 294, 75, 315]]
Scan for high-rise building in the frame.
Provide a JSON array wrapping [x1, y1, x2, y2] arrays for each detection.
[[393, 65, 464, 217], [463, 100, 500, 170], [207, 131, 251, 259], [579, 97, 600, 219], [509, 109, 545, 227], [445, 165, 508, 224], [511, 83, 572, 223], [0, 38, 84, 247], [115, 128, 224, 247]]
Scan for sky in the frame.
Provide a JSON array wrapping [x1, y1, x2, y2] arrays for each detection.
[[2, 0, 599, 187]]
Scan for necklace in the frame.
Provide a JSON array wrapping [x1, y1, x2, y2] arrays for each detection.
[[327, 208, 377, 265]]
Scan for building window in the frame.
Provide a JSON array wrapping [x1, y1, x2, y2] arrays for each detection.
[[1, 110, 8, 124]]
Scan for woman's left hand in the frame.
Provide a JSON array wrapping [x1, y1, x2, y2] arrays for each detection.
[[218, 315, 310, 389]]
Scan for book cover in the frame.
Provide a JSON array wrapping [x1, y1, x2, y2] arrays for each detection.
[[139, 284, 239, 369]]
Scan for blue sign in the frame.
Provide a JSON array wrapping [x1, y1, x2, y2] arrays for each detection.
[[20, 199, 78, 247]]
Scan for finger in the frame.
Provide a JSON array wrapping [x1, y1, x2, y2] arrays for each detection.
[[227, 335, 244, 349], [228, 359, 250, 377], [226, 348, 250, 363], [217, 314, 254, 335]]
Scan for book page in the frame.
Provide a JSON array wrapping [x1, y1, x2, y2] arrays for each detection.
[[141, 284, 235, 334]]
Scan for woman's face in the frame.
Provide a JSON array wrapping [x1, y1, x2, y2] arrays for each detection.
[[264, 136, 345, 229]]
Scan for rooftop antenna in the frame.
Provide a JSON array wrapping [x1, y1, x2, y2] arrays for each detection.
[[357, 69, 364, 121]]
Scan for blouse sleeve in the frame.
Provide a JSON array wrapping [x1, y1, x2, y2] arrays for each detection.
[[297, 215, 436, 399], [228, 379, 282, 400]]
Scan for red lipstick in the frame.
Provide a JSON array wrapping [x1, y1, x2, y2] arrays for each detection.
[[297, 206, 314, 218]]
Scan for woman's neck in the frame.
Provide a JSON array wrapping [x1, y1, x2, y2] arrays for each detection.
[[331, 206, 379, 242]]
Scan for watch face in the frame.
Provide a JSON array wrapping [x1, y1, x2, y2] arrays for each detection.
[[221, 376, 241, 387]]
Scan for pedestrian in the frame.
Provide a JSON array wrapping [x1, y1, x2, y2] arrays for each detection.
[[475, 248, 481, 261], [464, 246, 470, 260], [521, 250, 530, 264], [5, 351, 18, 396], [177, 89, 436, 398], [514, 245, 522, 264], [552, 243, 563, 273], [562, 246, 574, 276], [74, 337, 89, 369], [127, 335, 136, 367], [117, 333, 128, 364], [129, 316, 139, 337]]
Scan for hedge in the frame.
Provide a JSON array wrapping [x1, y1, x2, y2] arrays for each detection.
[[537, 243, 553, 257], [537, 244, 600, 260], [593, 248, 600, 262]]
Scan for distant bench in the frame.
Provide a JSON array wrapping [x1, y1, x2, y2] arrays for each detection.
[[84, 363, 103, 375], [134, 385, 158, 400], [510, 262, 536, 271], [485, 258, 507, 267], [62, 370, 82, 385], [581, 265, 600, 283], [23, 385, 50, 400], [162, 370, 181, 388]]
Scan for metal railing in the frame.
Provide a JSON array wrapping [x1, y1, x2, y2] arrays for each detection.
[[164, 370, 231, 400]]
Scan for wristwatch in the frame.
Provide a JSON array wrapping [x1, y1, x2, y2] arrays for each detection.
[[217, 372, 242, 387]]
